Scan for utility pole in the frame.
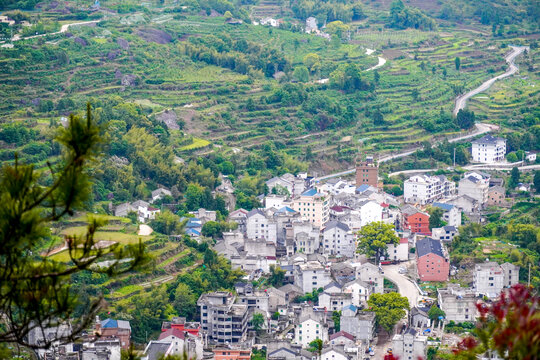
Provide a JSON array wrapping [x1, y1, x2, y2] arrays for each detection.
[[528, 263, 531, 287], [453, 147, 456, 168]]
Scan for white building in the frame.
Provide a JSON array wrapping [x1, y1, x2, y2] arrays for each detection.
[[294, 261, 333, 293], [293, 220, 321, 255], [404, 175, 455, 205], [321, 347, 349, 360], [432, 202, 462, 227], [473, 262, 520, 299], [342, 279, 370, 307], [437, 285, 478, 322], [471, 135, 506, 163], [386, 238, 409, 261], [431, 226, 458, 242], [295, 315, 328, 348], [246, 209, 277, 243], [321, 221, 355, 258], [355, 262, 384, 294], [318, 292, 352, 312], [458, 172, 490, 207], [392, 328, 427, 360], [357, 200, 383, 228]]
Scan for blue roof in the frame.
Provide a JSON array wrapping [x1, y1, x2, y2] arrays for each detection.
[[101, 319, 118, 328], [433, 202, 454, 211], [301, 188, 318, 196], [276, 206, 296, 213], [356, 184, 370, 193], [186, 228, 201, 236], [342, 304, 357, 312]]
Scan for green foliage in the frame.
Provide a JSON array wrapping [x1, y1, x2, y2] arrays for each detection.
[[307, 338, 323, 357], [510, 167, 520, 188], [367, 292, 409, 334], [506, 152, 518, 163], [357, 222, 400, 264], [330, 63, 371, 93], [534, 171, 540, 192], [291, 0, 364, 23], [268, 265, 286, 287], [455, 57, 461, 71], [201, 220, 237, 239], [456, 109, 475, 130], [251, 313, 264, 331], [332, 311, 341, 332], [294, 288, 323, 304], [390, 0, 436, 30], [427, 304, 446, 325], [150, 210, 183, 235], [293, 66, 310, 83], [428, 207, 446, 230]]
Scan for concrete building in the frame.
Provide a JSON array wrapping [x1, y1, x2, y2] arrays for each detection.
[[404, 175, 455, 205], [355, 262, 384, 294], [447, 195, 480, 214], [416, 238, 449, 282], [357, 200, 383, 228], [293, 220, 321, 255], [340, 305, 376, 341], [473, 262, 520, 299], [322, 221, 355, 258], [97, 319, 131, 350], [437, 285, 479, 322], [197, 292, 248, 344], [386, 238, 409, 262], [432, 202, 462, 227], [292, 189, 330, 227], [318, 291, 352, 312], [342, 279, 370, 307], [402, 205, 431, 235], [246, 208, 277, 243], [294, 261, 333, 293], [229, 208, 248, 233], [295, 314, 328, 348], [321, 347, 349, 360], [392, 328, 427, 360], [156, 328, 203, 360], [329, 331, 356, 347], [458, 172, 490, 208], [471, 135, 506, 163], [487, 186, 507, 206], [355, 156, 378, 188], [151, 187, 172, 203], [431, 226, 458, 242], [213, 348, 251, 360], [409, 307, 430, 329]]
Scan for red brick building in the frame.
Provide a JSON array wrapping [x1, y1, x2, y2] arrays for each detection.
[[355, 156, 379, 188], [213, 348, 251, 360], [402, 205, 431, 235], [416, 238, 449, 282], [96, 318, 131, 349]]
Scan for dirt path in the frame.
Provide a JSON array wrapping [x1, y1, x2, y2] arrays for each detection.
[[9, 20, 101, 42], [453, 46, 528, 115]]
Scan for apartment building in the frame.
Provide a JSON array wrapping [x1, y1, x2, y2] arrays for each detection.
[[403, 175, 455, 205], [294, 261, 333, 293], [471, 135, 506, 163], [473, 262, 520, 299], [197, 292, 248, 344], [292, 189, 330, 227], [321, 221, 355, 258], [355, 156, 379, 188]]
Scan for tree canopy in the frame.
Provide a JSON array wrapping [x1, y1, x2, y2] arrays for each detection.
[[366, 292, 410, 334], [357, 222, 400, 264]]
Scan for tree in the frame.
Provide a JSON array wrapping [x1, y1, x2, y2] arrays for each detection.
[[510, 167, 520, 188], [357, 222, 400, 264], [303, 53, 321, 73], [456, 109, 475, 129], [453, 284, 539, 359], [201, 220, 223, 238], [325, 21, 349, 39], [251, 313, 264, 331], [427, 304, 446, 326], [0, 104, 147, 348], [224, 11, 233, 19], [268, 264, 286, 287], [428, 207, 445, 230], [506, 152, 518, 163], [308, 338, 323, 359], [293, 66, 309, 83], [455, 56, 461, 70], [534, 170, 540, 192], [150, 210, 182, 235], [367, 292, 409, 334], [332, 311, 341, 332], [173, 283, 196, 319]]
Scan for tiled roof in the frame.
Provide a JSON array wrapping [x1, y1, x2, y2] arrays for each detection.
[[417, 238, 444, 258], [158, 328, 185, 340], [329, 330, 355, 341]]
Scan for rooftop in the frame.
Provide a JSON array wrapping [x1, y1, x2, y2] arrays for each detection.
[[417, 238, 444, 258]]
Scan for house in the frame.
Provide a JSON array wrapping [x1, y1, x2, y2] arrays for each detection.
[[525, 151, 537, 162], [318, 291, 352, 312], [213, 348, 251, 360], [416, 238, 449, 282], [97, 318, 131, 349], [329, 331, 356, 347], [392, 328, 427, 360], [447, 195, 480, 214], [157, 328, 203, 360], [355, 156, 379, 188], [293, 220, 321, 255], [268, 346, 311, 360], [356, 262, 384, 294], [143, 341, 174, 360], [162, 317, 201, 336], [487, 186, 507, 206], [321, 346, 349, 360], [265, 194, 288, 209], [473, 262, 520, 299], [229, 208, 248, 232], [386, 238, 409, 262], [340, 306, 376, 341], [291, 189, 330, 227], [357, 200, 383, 228], [266, 287, 287, 313], [402, 205, 431, 235], [278, 284, 304, 302], [190, 208, 217, 224], [403, 175, 455, 205], [294, 314, 328, 347], [151, 188, 172, 203], [431, 226, 458, 242], [294, 261, 333, 293], [246, 209, 277, 243], [458, 172, 490, 207], [266, 173, 306, 196], [331, 262, 355, 280], [437, 285, 479, 322], [409, 307, 430, 329], [342, 278, 370, 307], [432, 202, 462, 227], [305, 17, 318, 33], [197, 292, 248, 344], [260, 17, 280, 27], [471, 135, 506, 163], [321, 221, 355, 258]]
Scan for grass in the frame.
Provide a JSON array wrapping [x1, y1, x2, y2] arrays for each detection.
[[111, 284, 144, 298], [179, 137, 211, 151], [158, 248, 191, 268]]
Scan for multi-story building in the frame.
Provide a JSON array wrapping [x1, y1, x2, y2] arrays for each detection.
[[431, 226, 458, 242], [318, 291, 352, 312], [432, 202, 462, 227], [340, 305, 376, 341], [404, 175, 455, 205], [246, 208, 277, 243], [402, 205, 431, 235], [292, 189, 330, 227], [355, 262, 384, 294], [97, 318, 132, 350], [355, 156, 379, 187], [213, 348, 251, 360], [386, 238, 409, 262], [416, 238, 449, 282], [438, 285, 479, 322], [471, 135, 506, 163], [321, 221, 355, 258], [197, 292, 248, 344], [294, 261, 333, 293], [294, 314, 328, 348], [458, 172, 490, 207], [392, 328, 427, 360], [473, 262, 520, 299], [487, 186, 507, 206], [293, 220, 321, 255], [342, 279, 370, 307]]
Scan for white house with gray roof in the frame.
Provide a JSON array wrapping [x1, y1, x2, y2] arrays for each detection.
[[322, 221, 355, 258], [472, 135, 506, 163]]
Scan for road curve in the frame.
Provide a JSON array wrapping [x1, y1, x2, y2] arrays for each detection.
[[382, 263, 421, 307], [9, 20, 101, 42], [453, 46, 528, 116]]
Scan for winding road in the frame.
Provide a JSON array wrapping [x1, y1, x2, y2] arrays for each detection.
[[6, 20, 101, 43], [453, 45, 528, 115]]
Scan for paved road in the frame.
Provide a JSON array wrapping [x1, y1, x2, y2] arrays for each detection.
[[8, 20, 101, 42], [382, 262, 421, 307], [453, 46, 528, 115], [313, 122, 496, 182], [387, 161, 540, 177]]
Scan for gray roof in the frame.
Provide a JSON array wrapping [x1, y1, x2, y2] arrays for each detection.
[[247, 208, 265, 218], [144, 341, 172, 360], [417, 238, 444, 258], [323, 221, 350, 232], [324, 281, 342, 291], [472, 135, 505, 145]]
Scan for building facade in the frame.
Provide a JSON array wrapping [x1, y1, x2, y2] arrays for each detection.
[[404, 175, 455, 205], [416, 238, 449, 282], [355, 156, 378, 187], [471, 135, 506, 163]]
